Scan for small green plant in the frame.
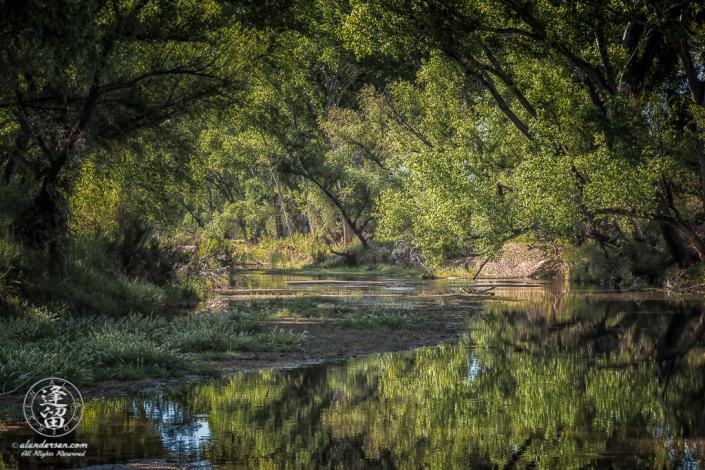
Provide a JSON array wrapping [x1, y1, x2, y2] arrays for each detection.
[[242, 326, 308, 352]]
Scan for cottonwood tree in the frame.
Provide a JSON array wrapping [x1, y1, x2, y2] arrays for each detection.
[[0, 0, 267, 247], [342, 0, 705, 265]]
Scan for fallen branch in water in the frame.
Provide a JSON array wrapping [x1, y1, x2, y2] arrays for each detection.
[[458, 286, 497, 295]]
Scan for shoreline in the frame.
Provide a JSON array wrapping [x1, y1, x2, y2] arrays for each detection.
[[0, 290, 490, 413]]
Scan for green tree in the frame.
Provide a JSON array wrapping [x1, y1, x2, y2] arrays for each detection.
[[0, 0, 265, 245], [229, 17, 396, 249], [342, 0, 705, 265]]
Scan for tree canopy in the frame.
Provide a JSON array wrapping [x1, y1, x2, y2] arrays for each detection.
[[2, 0, 705, 289]]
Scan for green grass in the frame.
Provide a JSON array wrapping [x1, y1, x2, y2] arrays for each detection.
[[232, 236, 432, 275], [234, 296, 424, 331], [240, 296, 354, 319], [1, 229, 209, 317], [434, 266, 476, 277], [263, 265, 428, 276], [0, 308, 307, 393], [337, 311, 424, 330]]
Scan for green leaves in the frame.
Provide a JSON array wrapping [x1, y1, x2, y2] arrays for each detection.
[[378, 148, 514, 264]]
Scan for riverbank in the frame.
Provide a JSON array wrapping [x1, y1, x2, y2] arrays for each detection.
[[0, 276, 492, 409]]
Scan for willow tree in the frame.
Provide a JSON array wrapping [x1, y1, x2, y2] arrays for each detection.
[[227, 8, 400, 249]]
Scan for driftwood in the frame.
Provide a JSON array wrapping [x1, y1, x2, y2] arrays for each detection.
[[458, 286, 497, 295]]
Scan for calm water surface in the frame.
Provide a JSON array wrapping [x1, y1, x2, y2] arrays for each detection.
[[2, 274, 704, 469]]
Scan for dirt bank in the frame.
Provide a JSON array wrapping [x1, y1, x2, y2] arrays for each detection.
[[464, 242, 566, 279]]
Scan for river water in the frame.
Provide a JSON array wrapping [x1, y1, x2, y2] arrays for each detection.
[[2, 273, 704, 469]]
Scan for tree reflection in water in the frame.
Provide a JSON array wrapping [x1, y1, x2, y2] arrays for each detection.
[[2, 291, 703, 469]]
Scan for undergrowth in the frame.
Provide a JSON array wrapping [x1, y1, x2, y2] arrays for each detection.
[[563, 235, 674, 287], [233, 234, 332, 268], [230, 235, 430, 273], [0, 220, 240, 316]]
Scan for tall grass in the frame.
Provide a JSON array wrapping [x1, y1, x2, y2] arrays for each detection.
[[0, 226, 212, 316], [232, 234, 331, 268]]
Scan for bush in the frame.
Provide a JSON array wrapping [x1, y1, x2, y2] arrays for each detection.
[[564, 234, 673, 287], [106, 219, 188, 286]]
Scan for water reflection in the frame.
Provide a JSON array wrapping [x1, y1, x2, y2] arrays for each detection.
[[2, 281, 704, 469], [226, 271, 554, 299]]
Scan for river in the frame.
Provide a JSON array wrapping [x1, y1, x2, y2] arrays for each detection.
[[1, 273, 704, 469]]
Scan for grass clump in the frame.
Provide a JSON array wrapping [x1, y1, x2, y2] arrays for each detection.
[[242, 326, 308, 352], [0, 308, 307, 394], [241, 296, 351, 319], [87, 327, 182, 381], [166, 313, 260, 352]]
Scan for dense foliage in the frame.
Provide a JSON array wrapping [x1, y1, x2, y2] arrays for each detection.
[[3, 0, 705, 314]]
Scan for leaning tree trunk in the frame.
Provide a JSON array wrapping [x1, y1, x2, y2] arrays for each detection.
[[656, 196, 691, 268], [272, 171, 296, 247], [346, 220, 369, 250], [237, 218, 250, 245]]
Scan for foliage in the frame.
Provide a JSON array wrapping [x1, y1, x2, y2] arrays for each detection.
[[3, 0, 705, 326], [339, 0, 705, 272]]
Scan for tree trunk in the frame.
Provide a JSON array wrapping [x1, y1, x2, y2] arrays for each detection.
[[301, 173, 369, 249], [337, 180, 351, 247], [237, 218, 249, 245], [346, 221, 369, 250], [272, 170, 296, 247], [631, 219, 645, 242], [207, 187, 213, 221], [307, 207, 316, 238], [31, 147, 72, 241], [657, 195, 691, 267], [275, 213, 284, 239], [341, 221, 347, 247], [26, 82, 96, 244]]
